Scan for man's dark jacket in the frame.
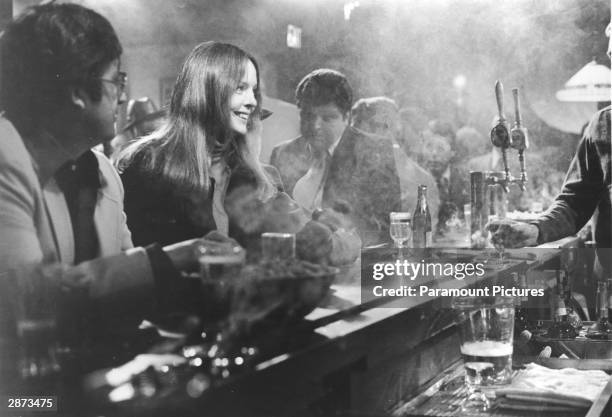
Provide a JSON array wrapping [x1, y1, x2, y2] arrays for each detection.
[[270, 127, 401, 245]]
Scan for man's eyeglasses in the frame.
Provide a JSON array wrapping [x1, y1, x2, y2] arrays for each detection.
[[96, 71, 127, 103]]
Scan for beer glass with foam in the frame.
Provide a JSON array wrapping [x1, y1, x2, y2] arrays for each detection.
[[453, 296, 515, 411]]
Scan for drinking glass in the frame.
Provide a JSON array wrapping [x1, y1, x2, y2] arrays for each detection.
[[261, 232, 296, 261], [198, 243, 245, 281], [198, 242, 246, 329], [389, 212, 412, 249], [486, 216, 507, 266], [462, 204, 472, 247], [452, 296, 515, 411], [4, 269, 62, 380]]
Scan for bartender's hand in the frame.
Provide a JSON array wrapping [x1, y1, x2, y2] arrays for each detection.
[[486, 219, 539, 248]]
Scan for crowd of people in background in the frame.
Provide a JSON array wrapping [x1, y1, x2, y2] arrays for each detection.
[[110, 83, 573, 243]]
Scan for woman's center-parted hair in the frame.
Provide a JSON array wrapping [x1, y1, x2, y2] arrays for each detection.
[[117, 41, 275, 201], [170, 41, 262, 158]]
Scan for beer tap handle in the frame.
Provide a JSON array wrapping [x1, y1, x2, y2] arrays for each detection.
[[491, 81, 511, 148], [511, 88, 529, 151], [496, 81, 506, 122], [510, 87, 529, 191], [518, 149, 527, 191], [501, 148, 511, 193], [513, 88, 522, 127]]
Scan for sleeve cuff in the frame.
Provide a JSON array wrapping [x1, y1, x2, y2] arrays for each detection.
[[145, 243, 199, 316]]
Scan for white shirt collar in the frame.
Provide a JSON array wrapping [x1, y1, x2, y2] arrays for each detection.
[[328, 131, 344, 156]]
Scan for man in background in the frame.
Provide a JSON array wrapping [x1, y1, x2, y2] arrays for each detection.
[[106, 97, 166, 158], [351, 96, 439, 233], [270, 69, 401, 245]]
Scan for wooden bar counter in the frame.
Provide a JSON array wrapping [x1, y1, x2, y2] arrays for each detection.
[[10, 237, 610, 417], [86, 248, 534, 417]]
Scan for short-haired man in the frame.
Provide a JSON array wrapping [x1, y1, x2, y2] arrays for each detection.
[[270, 69, 401, 245], [0, 4, 206, 358]]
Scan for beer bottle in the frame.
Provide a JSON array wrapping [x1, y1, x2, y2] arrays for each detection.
[[547, 270, 577, 339], [561, 271, 582, 329], [587, 280, 612, 339], [512, 273, 529, 332], [412, 185, 432, 248]]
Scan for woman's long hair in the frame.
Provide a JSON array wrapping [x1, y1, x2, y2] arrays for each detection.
[[117, 41, 275, 199]]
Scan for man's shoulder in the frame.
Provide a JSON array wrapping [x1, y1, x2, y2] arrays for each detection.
[[348, 127, 394, 149], [0, 118, 29, 162], [93, 149, 123, 189], [345, 128, 395, 162], [272, 135, 308, 154], [270, 136, 310, 165], [0, 118, 38, 180]]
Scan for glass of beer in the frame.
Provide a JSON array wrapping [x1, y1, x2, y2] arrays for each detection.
[[389, 212, 412, 248], [261, 232, 296, 261], [198, 243, 245, 281], [4, 269, 62, 380], [452, 296, 515, 411]]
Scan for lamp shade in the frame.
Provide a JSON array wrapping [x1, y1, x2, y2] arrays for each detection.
[[555, 61, 611, 102]]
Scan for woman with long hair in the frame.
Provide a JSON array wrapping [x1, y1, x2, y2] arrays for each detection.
[[117, 42, 358, 264]]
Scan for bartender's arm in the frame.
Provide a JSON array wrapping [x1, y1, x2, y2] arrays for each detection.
[[487, 111, 607, 248]]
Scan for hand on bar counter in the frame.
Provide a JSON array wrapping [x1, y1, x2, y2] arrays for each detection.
[[486, 218, 539, 248], [164, 231, 241, 272], [299, 205, 361, 266]]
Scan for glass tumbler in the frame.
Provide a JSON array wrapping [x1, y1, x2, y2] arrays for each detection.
[[452, 296, 515, 411]]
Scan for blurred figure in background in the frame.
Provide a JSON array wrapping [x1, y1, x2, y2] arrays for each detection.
[[449, 125, 488, 213], [117, 43, 358, 265], [106, 97, 166, 158], [351, 96, 439, 233], [419, 119, 456, 236], [398, 106, 429, 165], [270, 69, 401, 246]]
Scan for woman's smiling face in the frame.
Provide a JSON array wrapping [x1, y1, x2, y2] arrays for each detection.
[[229, 60, 258, 135]]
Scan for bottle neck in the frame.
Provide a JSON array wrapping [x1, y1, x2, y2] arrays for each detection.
[[554, 294, 567, 320], [597, 281, 609, 320]]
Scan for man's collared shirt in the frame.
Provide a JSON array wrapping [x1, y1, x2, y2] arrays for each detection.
[[292, 133, 342, 211], [54, 150, 101, 263]]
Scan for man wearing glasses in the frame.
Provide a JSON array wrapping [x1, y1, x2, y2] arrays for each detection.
[[0, 3, 209, 356]]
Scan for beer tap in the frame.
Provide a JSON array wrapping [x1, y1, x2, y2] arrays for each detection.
[[511, 88, 529, 191], [468, 81, 530, 247], [490, 80, 512, 193]]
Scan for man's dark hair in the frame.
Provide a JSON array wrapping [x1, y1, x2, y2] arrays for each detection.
[[0, 3, 122, 132], [295, 68, 353, 114]]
